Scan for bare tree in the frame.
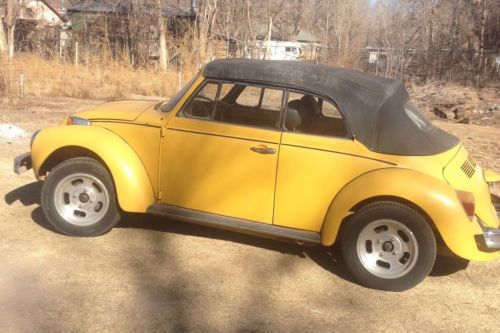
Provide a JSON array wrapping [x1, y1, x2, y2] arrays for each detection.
[[0, 0, 18, 57], [158, 0, 169, 70]]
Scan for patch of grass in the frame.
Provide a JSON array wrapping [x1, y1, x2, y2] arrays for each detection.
[[1, 53, 197, 101]]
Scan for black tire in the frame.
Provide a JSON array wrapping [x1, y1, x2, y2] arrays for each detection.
[[41, 157, 121, 236], [340, 201, 436, 291]]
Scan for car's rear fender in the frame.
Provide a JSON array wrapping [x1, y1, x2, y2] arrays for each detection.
[[31, 125, 155, 213], [321, 168, 499, 261]]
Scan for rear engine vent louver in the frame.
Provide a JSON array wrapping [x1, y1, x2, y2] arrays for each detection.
[[460, 155, 476, 178]]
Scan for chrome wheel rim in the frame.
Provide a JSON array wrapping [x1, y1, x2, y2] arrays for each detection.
[[53, 173, 109, 226], [356, 219, 419, 279]]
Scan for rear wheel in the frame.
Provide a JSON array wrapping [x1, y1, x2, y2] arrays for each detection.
[[341, 201, 436, 291], [41, 157, 120, 236]]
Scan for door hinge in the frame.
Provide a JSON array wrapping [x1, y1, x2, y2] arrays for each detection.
[[158, 190, 163, 201], [160, 127, 166, 137]]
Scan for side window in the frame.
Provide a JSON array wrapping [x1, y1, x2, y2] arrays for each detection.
[[219, 83, 236, 101], [236, 85, 262, 107], [213, 83, 283, 130], [261, 88, 283, 111], [284, 91, 348, 138], [180, 82, 219, 119]]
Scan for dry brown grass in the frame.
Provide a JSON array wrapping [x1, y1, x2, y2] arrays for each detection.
[[408, 81, 481, 113], [1, 53, 197, 101]]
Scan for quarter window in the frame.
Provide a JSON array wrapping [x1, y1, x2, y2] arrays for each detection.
[[284, 92, 348, 138], [180, 82, 218, 119]]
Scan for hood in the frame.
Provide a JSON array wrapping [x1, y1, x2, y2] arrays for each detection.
[[75, 100, 158, 122]]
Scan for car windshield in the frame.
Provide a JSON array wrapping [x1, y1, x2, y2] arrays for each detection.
[[160, 73, 200, 112]]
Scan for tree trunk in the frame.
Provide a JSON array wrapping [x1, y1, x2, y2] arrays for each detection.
[[476, 0, 487, 88], [264, 16, 272, 60], [0, 18, 7, 53], [245, 0, 256, 59], [6, 0, 18, 59], [7, 21, 14, 58], [159, 18, 168, 71], [424, 7, 434, 83]]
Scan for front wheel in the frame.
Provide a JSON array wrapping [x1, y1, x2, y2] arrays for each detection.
[[341, 201, 436, 291], [41, 157, 121, 236]]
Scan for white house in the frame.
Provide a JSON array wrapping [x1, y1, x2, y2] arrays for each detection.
[[19, 0, 65, 26]]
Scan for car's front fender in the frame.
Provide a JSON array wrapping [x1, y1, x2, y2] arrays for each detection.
[[321, 168, 499, 261], [31, 125, 155, 213]]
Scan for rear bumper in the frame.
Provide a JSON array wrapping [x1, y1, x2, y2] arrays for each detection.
[[14, 152, 32, 175], [483, 228, 500, 249]]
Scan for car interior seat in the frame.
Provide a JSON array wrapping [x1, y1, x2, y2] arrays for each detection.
[[285, 103, 302, 131]]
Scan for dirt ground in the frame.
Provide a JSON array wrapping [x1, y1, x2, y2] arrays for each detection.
[[0, 98, 499, 332]]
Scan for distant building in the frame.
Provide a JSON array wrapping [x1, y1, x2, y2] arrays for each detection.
[[254, 26, 321, 62], [19, 0, 65, 26], [256, 40, 303, 61], [64, 1, 196, 64], [15, 0, 67, 53]]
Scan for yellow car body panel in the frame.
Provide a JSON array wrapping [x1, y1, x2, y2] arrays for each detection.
[[25, 72, 498, 262], [92, 122, 162, 196], [484, 169, 500, 183], [442, 145, 499, 228], [76, 100, 157, 121], [160, 116, 280, 224], [274, 133, 389, 232], [321, 168, 499, 261], [31, 125, 155, 212]]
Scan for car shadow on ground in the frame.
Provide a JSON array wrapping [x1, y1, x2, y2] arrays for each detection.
[[5, 181, 471, 282]]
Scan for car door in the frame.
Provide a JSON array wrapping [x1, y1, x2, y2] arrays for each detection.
[[160, 80, 284, 224], [273, 91, 386, 232]]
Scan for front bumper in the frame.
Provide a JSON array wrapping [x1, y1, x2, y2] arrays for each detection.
[[14, 152, 32, 175]]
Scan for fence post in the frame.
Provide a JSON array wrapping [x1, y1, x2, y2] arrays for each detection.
[[19, 71, 24, 99], [178, 56, 182, 90], [75, 42, 79, 68], [59, 39, 63, 63]]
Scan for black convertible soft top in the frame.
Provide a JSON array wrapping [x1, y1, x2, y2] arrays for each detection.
[[203, 59, 459, 156]]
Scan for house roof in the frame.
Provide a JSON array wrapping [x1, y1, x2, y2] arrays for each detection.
[[296, 30, 318, 43], [40, 0, 67, 21], [19, 0, 67, 22], [67, 1, 195, 18]]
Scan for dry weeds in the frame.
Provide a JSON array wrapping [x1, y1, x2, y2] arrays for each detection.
[[1, 54, 197, 101]]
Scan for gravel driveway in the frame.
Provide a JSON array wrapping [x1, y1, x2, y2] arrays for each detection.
[[0, 99, 499, 332]]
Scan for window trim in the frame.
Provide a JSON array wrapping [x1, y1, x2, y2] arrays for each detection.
[[176, 78, 354, 139], [215, 78, 353, 137], [177, 78, 287, 132]]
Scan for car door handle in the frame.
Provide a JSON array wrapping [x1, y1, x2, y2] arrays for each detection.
[[250, 145, 276, 154]]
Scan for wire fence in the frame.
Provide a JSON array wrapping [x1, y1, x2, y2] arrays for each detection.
[[1, 24, 499, 104], [359, 48, 500, 84]]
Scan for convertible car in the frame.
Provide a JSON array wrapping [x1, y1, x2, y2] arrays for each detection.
[[14, 59, 500, 291]]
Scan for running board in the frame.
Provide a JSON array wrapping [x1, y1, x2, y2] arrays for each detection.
[[147, 204, 321, 244]]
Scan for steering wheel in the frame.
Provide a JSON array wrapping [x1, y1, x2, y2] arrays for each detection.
[[196, 95, 213, 102], [192, 103, 212, 118]]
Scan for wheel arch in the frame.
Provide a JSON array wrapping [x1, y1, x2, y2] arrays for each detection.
[[31, 125, 156, 213], [320, 167, 496, 261], [345, 194, 444, 246], [39, 146, 106, 176], [350, 195, 436, 229]]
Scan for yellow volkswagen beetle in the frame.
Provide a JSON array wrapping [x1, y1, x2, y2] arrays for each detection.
[[14, 59, 500, 291]]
